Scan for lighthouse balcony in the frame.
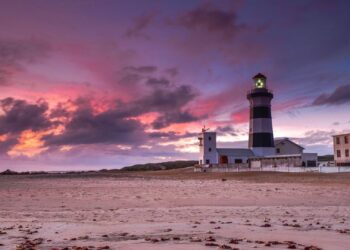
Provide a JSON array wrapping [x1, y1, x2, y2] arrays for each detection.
[[247, 88, 273, 99]]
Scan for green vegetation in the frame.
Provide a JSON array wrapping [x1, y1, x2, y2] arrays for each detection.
[[0, 169, 18, 175], [318, 155, 334, 161], [121, 160, 198, 171]]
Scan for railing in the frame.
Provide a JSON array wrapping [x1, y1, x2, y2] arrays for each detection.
[[195, 165, 350, 173], [247, 88, 273, 95]]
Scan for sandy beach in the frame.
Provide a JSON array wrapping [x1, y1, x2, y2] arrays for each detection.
[[1, 169, 350, 250]]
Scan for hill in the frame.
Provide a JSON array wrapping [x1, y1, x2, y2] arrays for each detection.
[[0, 169, 19, 175], [318, 155, 334, 161], [120, 160, 197, 171]]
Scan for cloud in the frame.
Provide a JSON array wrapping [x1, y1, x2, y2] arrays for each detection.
[[124, 65, 157, 74], [44, 103, 147, 146], [148, 131, 197, 140], [0, 136, 18, 154], [152, 110, 200, 129], [292, 130, 335, 147], [165, 67, 178, 77], [117, 83, 200, 129], [125, 12, 156, 38], [216, 125, 237, 136], [176, 4, 244, 40], [0, 97, 52, 135], [137, 84, 197, 113], [0, 39, 50, 85], [312, 84, 350, 106], [44, 83, 200, 145], [146, 77, 170, 87], [117, 65, 158, 89]]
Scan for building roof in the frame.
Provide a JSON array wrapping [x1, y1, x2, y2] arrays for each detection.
[[252, 73, 266, 79], [274, 137, 304, 149], [217, 148, 254, 157], [332, 133, 350, 137]]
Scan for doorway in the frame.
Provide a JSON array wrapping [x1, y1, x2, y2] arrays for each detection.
[[220, 155, 228, 164]]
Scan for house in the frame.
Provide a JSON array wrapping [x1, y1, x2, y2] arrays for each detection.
[[274, 138, 304, 155], [333, 133, 350, 166]]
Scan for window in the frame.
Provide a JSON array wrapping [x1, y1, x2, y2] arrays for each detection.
[[208, 147, 212, 152], [337, 150, 341, 158], [346, 149, 349, 158], [336, 137, 340, 145], [206, 159, 210, 164], [208, 136, 211, 141], [307, 160, 316, 167], [345, 136, 349, 144], [276, 148, 280, 154], [235, 159, 243, 164]]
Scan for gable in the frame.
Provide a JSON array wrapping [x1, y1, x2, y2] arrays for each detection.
[[275, 138, 304, 150]]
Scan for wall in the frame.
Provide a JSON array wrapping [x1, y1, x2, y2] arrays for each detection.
[[227, 156, 249, 164], [199, 132, 218, 164], [301, 153, 318, 167], [260, 156, 303, 168], [275, 140, 303, 155], [194, 165, 350, 173], [333, 134, 350, 166]]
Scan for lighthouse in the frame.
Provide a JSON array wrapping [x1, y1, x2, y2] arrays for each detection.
[[247, 73, 275, 156]]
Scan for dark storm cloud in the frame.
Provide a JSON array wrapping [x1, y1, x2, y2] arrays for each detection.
[[0, 97, 52, 135], [176, 4, 244, 40], [117, 65, 157, 86], [0, 136, 17, 154], [139, 85, 196, 112], [216, 125, 237, 136], [148, 131, 197, 140], [49, 103, 71, 119], [312, 84, 350, 106], [118, 72, 143, 86], [145, 77, 170, 87], [118, 83, 201, 129], [125, 12, 156, 38], [124, 65, 157, 74], [255, 1, 350, 80], [139, 84, 202, 129], [44, 83, 200, 145], [165, 67, 178, 77], [0, 39, 50, 85], [112, 83, 197, 118], [44, 105, 146, 146], [151, 110, 200, 129]]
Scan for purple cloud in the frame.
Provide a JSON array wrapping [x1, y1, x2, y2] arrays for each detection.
[[312, 84, 350, 106]]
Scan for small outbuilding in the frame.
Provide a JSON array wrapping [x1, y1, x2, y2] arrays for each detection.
[[274, 138, 304, 155]]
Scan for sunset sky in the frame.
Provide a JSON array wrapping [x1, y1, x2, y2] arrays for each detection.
[[1, 0, 350, 171]]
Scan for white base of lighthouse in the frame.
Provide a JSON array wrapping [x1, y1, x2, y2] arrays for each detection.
[[252, 147, 276, 157]]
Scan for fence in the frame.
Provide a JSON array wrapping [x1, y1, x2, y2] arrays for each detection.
[[194, 165, 350, 173]]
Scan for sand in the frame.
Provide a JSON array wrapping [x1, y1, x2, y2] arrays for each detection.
[[0, 169, 350, 249]]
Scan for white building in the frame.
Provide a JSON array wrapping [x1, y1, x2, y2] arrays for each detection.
[[275, 137, 304, 155], [333, 133, 350, 166], [198, 129, 254, 165], [198, 131, 217, 165]]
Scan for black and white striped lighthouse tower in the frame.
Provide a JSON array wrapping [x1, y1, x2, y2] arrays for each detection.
[[247, 73, 275, 156]]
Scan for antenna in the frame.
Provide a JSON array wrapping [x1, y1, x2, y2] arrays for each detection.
[[202, 125, 209, 133]]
